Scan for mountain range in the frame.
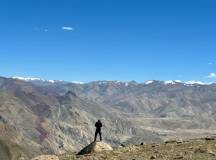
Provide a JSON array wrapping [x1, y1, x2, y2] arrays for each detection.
[[0, 76, 216, 157]]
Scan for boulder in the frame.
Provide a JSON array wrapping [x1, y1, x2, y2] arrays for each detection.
[[78, 141, 113, 155]]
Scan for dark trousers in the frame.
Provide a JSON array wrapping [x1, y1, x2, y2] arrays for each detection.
[[94, 129, 102, 141]]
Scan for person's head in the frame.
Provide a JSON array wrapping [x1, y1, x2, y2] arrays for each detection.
[[98, 120, 101, 122]]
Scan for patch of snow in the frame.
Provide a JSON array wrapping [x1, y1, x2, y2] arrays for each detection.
[[164, 80, 182, 85], [174, 80, 182, 83], [11, 77, 215, 86], [125, 82, 129, 86], [185, 81, 206, 85], [12, 76, 44, 81], [48, 80, 55, 83], [145, 80, 154, 85], [12, 76, 61, 84], [71, 81, 85, 84]]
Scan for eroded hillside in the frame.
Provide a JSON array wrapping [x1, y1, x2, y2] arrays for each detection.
[[1, 77, 216, 156]]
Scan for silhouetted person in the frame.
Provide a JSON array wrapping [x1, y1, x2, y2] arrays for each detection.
[[94, 120, 102, 141]]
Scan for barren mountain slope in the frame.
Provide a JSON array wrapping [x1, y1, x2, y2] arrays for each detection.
[[1, 77, 216, 156]]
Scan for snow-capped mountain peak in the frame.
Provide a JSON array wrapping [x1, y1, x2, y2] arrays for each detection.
[[145, 80, 154, 85], [12, 76, 44, 81], [12, 76, 58, 83], [11, 77, 215, 86], [164, 80, 182, 85], [185, 81, 206, 85], [144, 80, 214, 86]]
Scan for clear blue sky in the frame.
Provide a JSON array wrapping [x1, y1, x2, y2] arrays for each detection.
[[1, 0, 216, 82]]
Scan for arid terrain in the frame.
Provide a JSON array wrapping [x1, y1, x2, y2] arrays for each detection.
[[0, 76, 216, 158], [60, 137, 216, 160]]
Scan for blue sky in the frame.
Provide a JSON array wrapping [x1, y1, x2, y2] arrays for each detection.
[[0, 0, 216, 82]]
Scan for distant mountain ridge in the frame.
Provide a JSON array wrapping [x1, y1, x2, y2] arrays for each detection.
[[11, 76, 215, 85], [0, 76, 216, 157]]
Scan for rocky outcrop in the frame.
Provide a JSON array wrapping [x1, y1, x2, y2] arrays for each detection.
[[78, 141, 113, 155]]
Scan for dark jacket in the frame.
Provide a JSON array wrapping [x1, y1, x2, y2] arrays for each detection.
[[95, 121, 102, 131]]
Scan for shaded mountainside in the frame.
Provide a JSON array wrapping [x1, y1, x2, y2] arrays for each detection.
[[0, 77, 216, 157]]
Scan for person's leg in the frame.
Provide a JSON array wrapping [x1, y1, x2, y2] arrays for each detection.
[[94, 131, 98, 141], [99, 130, 102, 141]]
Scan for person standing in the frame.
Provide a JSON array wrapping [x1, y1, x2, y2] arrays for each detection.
[[94, 120, 102, 141]]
